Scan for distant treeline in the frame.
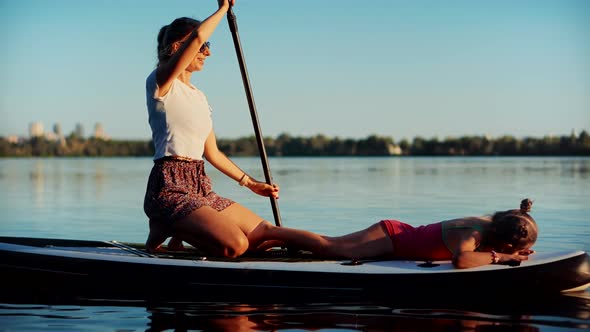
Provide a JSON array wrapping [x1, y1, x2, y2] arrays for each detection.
[[0, 137, 154, 157], [1, 131, 589, 157]]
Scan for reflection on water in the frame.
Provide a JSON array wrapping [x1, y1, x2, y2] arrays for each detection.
[[145, 306, 538, 332], [27, 159, 108, 206], [30, 160, 44, 208], [1, 295, 589, 331]]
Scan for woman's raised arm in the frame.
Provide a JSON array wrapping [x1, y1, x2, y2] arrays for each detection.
[[156, 0, 234, 94]]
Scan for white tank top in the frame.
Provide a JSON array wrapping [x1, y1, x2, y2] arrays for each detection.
[[146, 69, 213, 160]]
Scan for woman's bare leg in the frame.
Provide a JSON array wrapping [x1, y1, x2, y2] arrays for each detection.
[[170, 202, 270, 258]]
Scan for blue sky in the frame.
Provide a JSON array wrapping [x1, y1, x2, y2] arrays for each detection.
[[1, 0, 589, 141]]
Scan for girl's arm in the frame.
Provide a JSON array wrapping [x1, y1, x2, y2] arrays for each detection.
[[203, 129, 279, 198], [451, 232, 532, 269], [156, 0, 233, 95]]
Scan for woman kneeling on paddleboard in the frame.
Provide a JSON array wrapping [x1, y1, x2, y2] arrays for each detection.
[[143, 0, 280, 257], [247, 198, 538, 269]]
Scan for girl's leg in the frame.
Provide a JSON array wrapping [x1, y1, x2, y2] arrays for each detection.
[[247, 221, 329, 254], [323, 222, 394, 259], [248, 221, 394, 259]]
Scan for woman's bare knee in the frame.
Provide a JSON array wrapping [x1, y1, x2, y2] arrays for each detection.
[[173, 230, 248, 258], [221, 234, 249, 258], [171, 207, 251, 258]]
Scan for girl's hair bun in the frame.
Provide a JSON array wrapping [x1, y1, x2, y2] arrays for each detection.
[[520, 198, 533, 213]]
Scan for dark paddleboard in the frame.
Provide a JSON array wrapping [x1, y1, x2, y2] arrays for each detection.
[[1, 236, 588, 302]]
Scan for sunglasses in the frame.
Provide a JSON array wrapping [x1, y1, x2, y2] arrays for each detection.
[[199, 41, 211, 53]]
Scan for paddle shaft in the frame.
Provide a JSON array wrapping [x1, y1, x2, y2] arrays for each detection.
[[227, 7, 282, 227]]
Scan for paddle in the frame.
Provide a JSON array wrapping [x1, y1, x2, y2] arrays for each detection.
[[226, 4, 282, 227]]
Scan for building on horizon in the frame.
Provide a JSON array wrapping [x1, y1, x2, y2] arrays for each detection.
[[93, 123, 110, 140], [29, 122, 44, 138], [387, 144, 402, 155], [44, 131, 58, 141], [53, 123, 62, 137], [74, 123, 84, 138], [6, 135, 24, 144], [53, 122, 66, 147]]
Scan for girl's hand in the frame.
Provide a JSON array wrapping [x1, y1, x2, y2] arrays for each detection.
[[246, 179, 279, 199], [518, 249, 535, 256], [218, 0, 235, 9], [499, 252, 531, 266]]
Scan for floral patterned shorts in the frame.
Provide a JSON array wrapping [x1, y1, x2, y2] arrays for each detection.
[[143, 157, 234, 223]]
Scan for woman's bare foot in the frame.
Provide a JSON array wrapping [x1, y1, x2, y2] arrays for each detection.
[[146, 219, 171, 253], [167, 237, 186, 251]]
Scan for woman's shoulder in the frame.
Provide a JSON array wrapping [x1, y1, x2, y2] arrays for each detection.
[[146, 68, 182, 101]]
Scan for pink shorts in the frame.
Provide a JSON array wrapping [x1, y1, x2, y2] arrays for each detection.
[[143, 157, 234, 223]]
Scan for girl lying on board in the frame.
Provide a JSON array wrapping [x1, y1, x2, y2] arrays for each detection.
[[245, 198, 537, 269]]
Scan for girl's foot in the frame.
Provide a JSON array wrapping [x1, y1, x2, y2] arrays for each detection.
[[246, 221, 273, 251], [254, 240, 285, 252]]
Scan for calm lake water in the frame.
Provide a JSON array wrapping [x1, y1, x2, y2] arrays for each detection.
[[1, 156, 589, 331]]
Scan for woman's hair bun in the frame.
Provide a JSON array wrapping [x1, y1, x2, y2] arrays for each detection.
[[520, 198, 533, 213]]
